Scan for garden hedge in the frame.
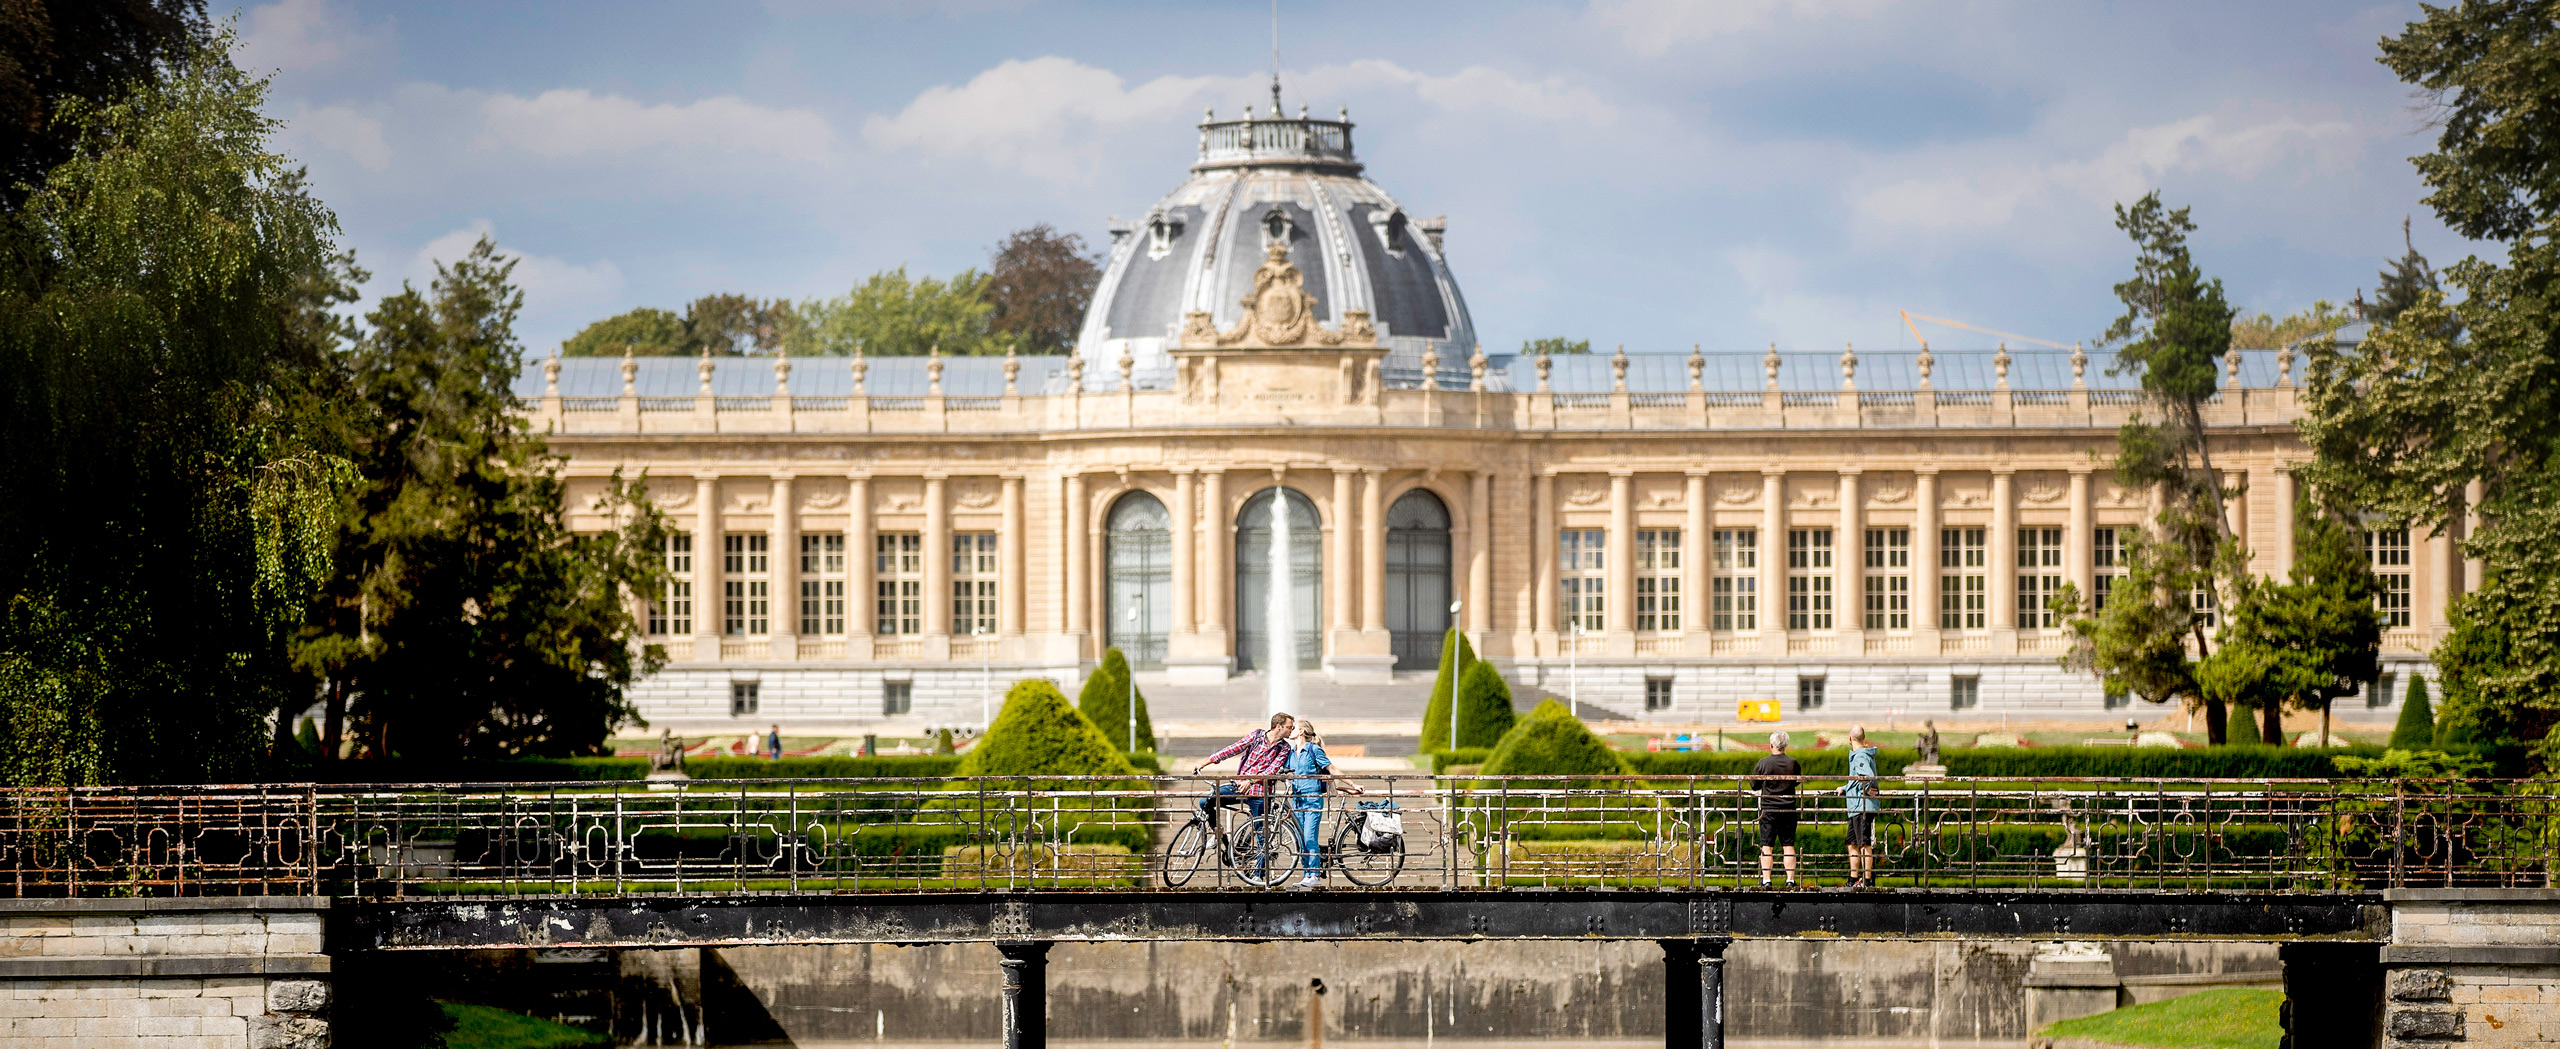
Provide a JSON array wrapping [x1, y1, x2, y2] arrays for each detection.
[[1482, 700, 1625, 778], [302, 757, 649, 783], [1625, 745, 2383, 779], [684, 755, 961, 780]]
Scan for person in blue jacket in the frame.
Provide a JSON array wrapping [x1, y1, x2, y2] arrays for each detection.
[[1840, 724, 1882, 888], [1284, 719, 1361, 888]]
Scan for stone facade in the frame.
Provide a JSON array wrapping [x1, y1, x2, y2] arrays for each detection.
[[2382, 890, 2560, 1048], [0, 899, 330, 1049]]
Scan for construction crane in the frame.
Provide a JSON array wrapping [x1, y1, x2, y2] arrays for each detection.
[[1900, 311, 2079, 352]]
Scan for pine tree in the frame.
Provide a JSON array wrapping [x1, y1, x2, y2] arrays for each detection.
[[2370, 217, 2442, 328], [1451, 661, 1517, 750], [2390, 675, 2436, 750], [1417, 627, 1477, 753], [1075, 647, 1154, 752]]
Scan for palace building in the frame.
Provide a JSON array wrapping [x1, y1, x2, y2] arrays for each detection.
[[520, 95, 2451, 732]]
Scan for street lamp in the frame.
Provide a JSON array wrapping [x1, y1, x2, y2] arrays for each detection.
[[1569, 619, 1582, 721], [976, 621, 991, 733], [1447, 600, 1464, 753], [1126, 601, 1142, 752]]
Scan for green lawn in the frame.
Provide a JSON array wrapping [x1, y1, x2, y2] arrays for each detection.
[[2040, 988, 2283, 1049], [440, 1002, 615, 1049]]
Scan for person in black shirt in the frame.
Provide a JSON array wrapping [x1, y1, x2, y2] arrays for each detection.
[[1751, 730, 1802, 886]]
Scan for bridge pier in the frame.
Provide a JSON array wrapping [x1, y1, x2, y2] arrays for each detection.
[[997, 941, 1051, 1049], [1659, 938, 1729, 1049]]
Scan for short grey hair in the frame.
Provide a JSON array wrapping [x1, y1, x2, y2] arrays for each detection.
[[1769, 730, 1791, 752]]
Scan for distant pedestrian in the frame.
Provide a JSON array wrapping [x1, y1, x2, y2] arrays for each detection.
[[1751, 731, 1802, 886], [1841, 725, 1880, 887], [766, 725, 783, 760]]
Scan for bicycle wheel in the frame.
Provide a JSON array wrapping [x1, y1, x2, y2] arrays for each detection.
[[1227, 812, 1288, 888], [1333, 812, 1404, 886], [1162, 818, 1209, 888]]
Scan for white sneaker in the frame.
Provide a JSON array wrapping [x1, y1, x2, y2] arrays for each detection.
[[1297, 875, 1321, 888]]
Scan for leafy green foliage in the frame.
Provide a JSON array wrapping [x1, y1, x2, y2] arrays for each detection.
[[1626, 746, 2378, 778], [1451, 660, 1517, 750], [1417, 627, 1476, 752], [2228, 300, 2353, 350], [2392, 675, 2438, 749], [1481, 699, 1625, 777], [958, 678, 1136, 778], [0, 0, 209, 209], [685, 755, 958, 779], [1520, 337, 1591, 355], [0, 36, 349, 784], [1075, 647, 1155, 751], [559, 307, 682, 357], [2377, 2, 2560, 244], [2371, 217, 2453, 334], [2333, 748, 2495, 780], [985, 225, 1100, 356], [796, 267, 999, 356], [2196, 497, 2383, 737], [438, 1001, 614, 1049], [559, 295, 795, 357]]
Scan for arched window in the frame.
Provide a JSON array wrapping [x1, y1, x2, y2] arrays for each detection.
[[1234, 487, 1322, 672], [1106, 492, 1171, 670], [1384, 489, 1453, 669]]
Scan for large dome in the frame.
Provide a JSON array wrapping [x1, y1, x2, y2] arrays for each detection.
[[1076, 86, 1477, 381]]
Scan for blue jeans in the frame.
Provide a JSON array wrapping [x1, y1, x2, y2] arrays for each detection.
[[1197, 783, 1265, 822], [1291, 793, 1325, 877]]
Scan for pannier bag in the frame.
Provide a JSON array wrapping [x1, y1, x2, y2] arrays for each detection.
[[1355, 800, 1403, 852]]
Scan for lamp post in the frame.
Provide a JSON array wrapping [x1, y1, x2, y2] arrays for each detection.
[[1447, 600, 1464, 752], [1569, 620, 1582, 721], [1126, 601, 1142, 752], [976, 622, 991, 733]]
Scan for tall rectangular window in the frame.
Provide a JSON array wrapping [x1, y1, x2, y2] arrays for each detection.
[[2092, 527, 2126, 613], [1786, 528, 1833, 630], [2017, 527, 2065, 628], [952, 532, 998, 636], [799, 534, 846, 636], [2192, 583, 2220, 629], [1635, 529, 1681, 632], [1950, 676, 1979, 710], [1862, 527, 1910, 630], [2368, 672, 2397, 710], [1711, 529, 1757, 631], [729, 682, 759, 717], [649, 533, 693, 636], [1644, 677, 1674, 712], [875, 533, 923, 635], [1559, 529, 1605, 634], [882, 681, 912, 716], [1797, 676, 1826, 711], [1940, 527, 1987, 629], [2366, 528, 2413, 628], [723, 534, 769, 635]]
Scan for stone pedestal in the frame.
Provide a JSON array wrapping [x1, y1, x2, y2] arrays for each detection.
[[1902, 764, 1948, 780], [2024, 942, 2122, 1031]]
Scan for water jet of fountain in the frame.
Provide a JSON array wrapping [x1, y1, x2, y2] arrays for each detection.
[[1266, 491, 1300, 720]]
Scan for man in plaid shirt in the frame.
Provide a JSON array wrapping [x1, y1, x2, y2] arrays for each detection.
[[1194, 712, 1296, 822]]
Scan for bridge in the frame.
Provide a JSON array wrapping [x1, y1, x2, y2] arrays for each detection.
[[3, 774, 2553, 1048]]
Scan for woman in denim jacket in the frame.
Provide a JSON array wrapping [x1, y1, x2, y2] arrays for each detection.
[[1284, 720, 1360, 887]]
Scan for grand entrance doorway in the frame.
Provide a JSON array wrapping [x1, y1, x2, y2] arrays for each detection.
[[1234, 487, 1321, 672], [1384, 489, 1452, 669], [1105, 492, 1170, 669]]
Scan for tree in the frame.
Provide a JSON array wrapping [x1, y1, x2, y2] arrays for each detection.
[[1416, 626, 1476, 753], [2376, 1, 2560, 244], [2391, 674, 2437, 750], [2199, 497, 2384, 749], [959, 678, 1135, 778], [2228, 301, 2352, 350], [796, 267, 996, 356], [317, 238, 670, 760], [1075, 647, 1154, 752], [1521, 337, 1590, 356], [678, 293, 795, 356], [985, 225, 1100, 356], [1451, 660, 1517, 750], [0, 36, 347, 784], [2370, 217, 2446, 329], [1480, 699, 1624, 778], [0, 0, 207, 209], [560, 307, 683, 357]]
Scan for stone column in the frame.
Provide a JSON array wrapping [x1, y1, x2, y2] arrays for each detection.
[[2274, 466, 2298, 582], [1990, 469, 2016, 636], [1361, 468, 1389, 636], [694, 474, 720, 653], [1684, 472, 1709, 642], [2463, 478, 2484, 594], [1171, 469, 1197, 636], [1201, 470, 1228, 638], [1759, 471, 1784, 646], [2427, 513, 2455, 633], [1332, 468, 1358, 635], [771, 475, 797, 656], [1000, 476, 1025, 637], [1837, 470, 1861, 638], [1607, 471, 1635, 639], [1468, 471, 1493, 637], [923, 475, 950, 642], [849, 475, 874, 646], [2225, 470, 2248, 549], [1534, 472, 1558, 647], [1062, 473, 1087, 644], [1914, 470, 1939, 641], [2067, 468, 2093, 601]]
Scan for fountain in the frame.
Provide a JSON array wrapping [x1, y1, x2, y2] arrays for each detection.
[[1266, 490, 1300, 720]]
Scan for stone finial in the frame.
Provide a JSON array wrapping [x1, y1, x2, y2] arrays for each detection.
[[1840, 341, 1857, 389], [1066, 355, 1084, 391], [620, 345, 637, 396], [1421, 340, 1440, 391], [1003, 343, 1020, 395], [1688, 344, 1704, 392], [1535, 353, 1553, 394], [1469, 344, 1488, 392], [1763, 343, 1781, 389], [2226, 346, 2243, 383], [543, 351, 561, 397], [697, 347, 715, 396], [2070, 341, 2088, 386], [773, 346, 792, 396], [1916, 345, 1934, 389], [851, 347, 867, 395], [2277, 344, 2294, 387], [927, 343, 944, 396], [1117, 345, 1135, 389], [1611, 344, 1629, 393], [1993, 342, 2011, 388]]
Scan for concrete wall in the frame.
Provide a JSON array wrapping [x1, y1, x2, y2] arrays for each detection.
[[2383, 889, 2560, 1048], [0, 899, 330, 1049]]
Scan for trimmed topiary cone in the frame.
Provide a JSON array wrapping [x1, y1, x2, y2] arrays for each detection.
[[962, 678, 1137, 778], [1452, 660, 1517, 750], [1418, 627, 1476, 753], [1076, 647, 1155, 752], [2390, 675, 2436, 750], [1482, 699, 1626, 778]]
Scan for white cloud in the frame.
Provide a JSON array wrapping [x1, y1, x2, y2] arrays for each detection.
[[411, 221, 625, 334], [1857, 111, 2365, 232], [1724, 246, 1897, 346], [284, 104, 390, 170], [865, 56, 1617, 182], [236, 0, 385, 74], [474, 90, 838, 164], [1592, 0, 1899, 58]]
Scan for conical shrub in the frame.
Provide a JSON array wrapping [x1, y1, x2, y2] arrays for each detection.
[[1076, 648, 1155, 752], [961, 678, 1136, 778], [2389, 675, 2436, 749], [1418, 628, 1477, 753], [1482, 699, 1625, 777], [1452, 660, 1517, 750]]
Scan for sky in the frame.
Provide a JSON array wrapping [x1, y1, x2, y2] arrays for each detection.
[[228, 0, 2477, 357]]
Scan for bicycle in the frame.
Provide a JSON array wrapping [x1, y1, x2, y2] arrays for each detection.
[[1273, 793, 1406, 888], [1161, 780, 1290, 888]]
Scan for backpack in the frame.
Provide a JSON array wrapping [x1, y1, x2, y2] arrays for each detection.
[[1355, 800, 1403, 852]]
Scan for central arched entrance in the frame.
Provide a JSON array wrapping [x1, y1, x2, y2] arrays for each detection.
[[1234, 487, 1322, 672], [1384, 489, 1453, 669], [1106, 491, 1170, 669]]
